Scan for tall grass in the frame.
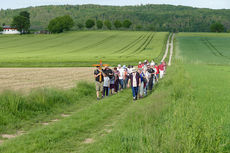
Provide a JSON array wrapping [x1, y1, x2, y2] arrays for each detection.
[[0, 82, 95, 133], [83, 64, 229, 153]]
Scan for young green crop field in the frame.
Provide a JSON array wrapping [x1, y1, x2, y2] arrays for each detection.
[[0, 31, 168, 67], [1, 32, 230, 152]]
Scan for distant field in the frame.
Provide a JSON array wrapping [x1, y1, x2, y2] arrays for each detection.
[[0, 31, 168, 67], [176, 33, 230, 65]]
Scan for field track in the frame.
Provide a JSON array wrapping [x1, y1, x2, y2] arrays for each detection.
[[0, 67, 94, 92]]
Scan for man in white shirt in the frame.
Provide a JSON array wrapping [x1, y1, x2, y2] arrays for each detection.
[[117, 64, 124, 90]]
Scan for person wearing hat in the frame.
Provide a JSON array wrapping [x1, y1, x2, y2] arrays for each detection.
[[94, 65, 104, 100], [128, 68, 141, 101]]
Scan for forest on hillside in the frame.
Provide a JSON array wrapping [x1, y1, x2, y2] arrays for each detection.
[[0, 4, 230, 32]]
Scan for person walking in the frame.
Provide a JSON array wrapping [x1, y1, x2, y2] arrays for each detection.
[[114, 67, 119, 93], [158, 62, 164, 79], [123, 67, 129, 89], [147, 64, 155, 91], [128, 68, 141, 101], [139, 68, 146, 98], [103, 73, 110, 97], [94, 66, 104, 100], [118, 64, 124, 90]]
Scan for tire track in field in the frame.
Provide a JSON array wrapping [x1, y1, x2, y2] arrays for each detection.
[[17, 34, 92, 53], [137, 32, 156, 53], [0, 34, 67, 50], [69, 35, 117, 53], [132, 32, 153, 53], [203, 38, 230, 60], [114, 34, 146, 54], [202, 38, 219, 57]]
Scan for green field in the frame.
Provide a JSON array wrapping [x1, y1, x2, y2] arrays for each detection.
[[1, 32, 230, 152], [176, 33, 230, 65], [0, 31, 168, 67]]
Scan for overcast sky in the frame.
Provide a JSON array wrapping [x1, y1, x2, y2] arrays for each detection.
[[1, 0, 230, 10]]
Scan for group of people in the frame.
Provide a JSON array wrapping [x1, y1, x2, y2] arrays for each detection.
[[94, 60, 167, 101]]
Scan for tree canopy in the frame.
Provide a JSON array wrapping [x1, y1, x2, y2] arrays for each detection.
[[123, 20, 132, 28], [48, 15, 74, 33], [210, 22, 225, 32], [114, 20, 122, 29], [104, 20, 112, 30], [1, 5, 230, 32], [85, 19, 95, 29], [11, 11, 30, 34], [96, 20, 103, 29]]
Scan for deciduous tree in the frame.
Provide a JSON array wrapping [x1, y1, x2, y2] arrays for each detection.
[[96, 20, 103, 29], [104, 20, 112, 30], [85, 19, 95, 29], [114, 20, 122, 29]]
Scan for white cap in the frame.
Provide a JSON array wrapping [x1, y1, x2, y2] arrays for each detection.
[[139, 61, 141, 64], [118, 64, 121, 67]]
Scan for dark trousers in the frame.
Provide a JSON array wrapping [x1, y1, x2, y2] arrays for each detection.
[[132, 87, 139, 99], [103, 86, 109, 96], [114, 80, 119, 92], [148, 77, 153, 90]]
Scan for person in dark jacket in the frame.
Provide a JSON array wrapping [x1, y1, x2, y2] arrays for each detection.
[[128, 68, 141, 101]]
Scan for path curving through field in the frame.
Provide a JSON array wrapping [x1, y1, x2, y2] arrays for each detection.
[[168, 33, 175, 66], [161, 33, 171, 62]]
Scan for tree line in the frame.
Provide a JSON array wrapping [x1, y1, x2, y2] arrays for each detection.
[[1, 4, 230, 34]]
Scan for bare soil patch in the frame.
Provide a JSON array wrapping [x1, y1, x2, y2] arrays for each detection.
[[83, 138, 94, 144], [0, 67, 94, 92], [61, 114, 71, 117]]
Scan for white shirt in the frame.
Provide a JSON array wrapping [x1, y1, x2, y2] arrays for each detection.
[[132, 72, 137, 87], [118, 68, 124, 80]]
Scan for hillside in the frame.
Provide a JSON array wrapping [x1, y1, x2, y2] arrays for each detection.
[[0, 4, 230, 32]]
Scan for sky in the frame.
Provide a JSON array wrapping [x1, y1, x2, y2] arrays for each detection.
[[1, 0, 230, 10]]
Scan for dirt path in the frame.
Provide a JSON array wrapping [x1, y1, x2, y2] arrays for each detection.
[[161, 33, 172, 62], [0, 67, 94, 92], [168, 33, 175, 66]]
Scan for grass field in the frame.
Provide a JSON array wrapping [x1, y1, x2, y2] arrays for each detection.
[[0, 31, 168, 67], [1, 32, 230, 152]]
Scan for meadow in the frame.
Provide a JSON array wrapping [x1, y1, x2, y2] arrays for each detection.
[[1, 32, 230, 152], [0, 31, 168, 67]]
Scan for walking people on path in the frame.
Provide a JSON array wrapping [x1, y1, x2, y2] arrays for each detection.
[[94, 66, 104, 100], [93, 59, 168, 101]]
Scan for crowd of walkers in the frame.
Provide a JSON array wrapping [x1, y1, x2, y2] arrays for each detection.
[[94, 60, 167, 101]]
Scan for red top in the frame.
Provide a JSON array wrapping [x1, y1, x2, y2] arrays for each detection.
[[155, 66, 159, 74], [158, 64, 164, 71], [138, 64, 142, 68]]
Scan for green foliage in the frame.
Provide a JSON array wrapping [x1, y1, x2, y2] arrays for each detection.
[[85, 19, 95, 29], [48, 15, 74, 33], [96, 20, 103, 29], [104, 20, 112, 30], [11, 11, 30, 34], [0, 82, 95, 133], [210, 22, 225, 32], [136, 25, 143, 30], [114, 20, 122, 29], [1, 5, 230, 32], [77, 23, 84, 29], [0, 26, 3, 31], [0, 31, 167, 67], [123, 20, 132, 28]]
